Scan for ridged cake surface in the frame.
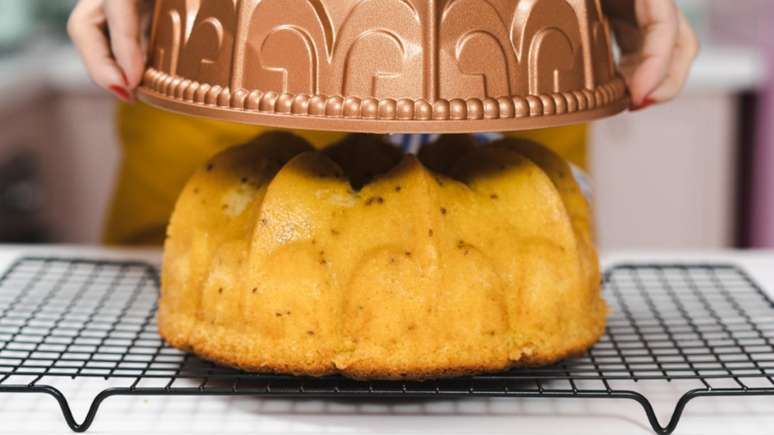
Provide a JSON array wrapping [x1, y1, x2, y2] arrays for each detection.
[[160, 133, 606, 379]]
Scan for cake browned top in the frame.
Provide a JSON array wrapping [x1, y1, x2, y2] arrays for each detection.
[[139, 0, 628, 133]]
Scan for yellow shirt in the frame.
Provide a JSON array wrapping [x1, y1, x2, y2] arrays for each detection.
[[104, 102, 588, 245]]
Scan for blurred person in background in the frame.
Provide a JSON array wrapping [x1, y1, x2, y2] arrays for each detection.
[[67, 0, 698, 246]]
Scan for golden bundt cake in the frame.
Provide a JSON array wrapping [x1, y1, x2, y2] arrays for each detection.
[[159, 132, 606, 379]]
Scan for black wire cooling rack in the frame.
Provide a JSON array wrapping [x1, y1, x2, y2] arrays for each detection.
[[1, 257, 773, 434]]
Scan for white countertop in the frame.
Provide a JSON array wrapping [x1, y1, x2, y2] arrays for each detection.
[[1, 245, 774, 435]]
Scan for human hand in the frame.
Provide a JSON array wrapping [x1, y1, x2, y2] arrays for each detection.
[[602, 0, 700, 110], [68, 0, 153, 103]]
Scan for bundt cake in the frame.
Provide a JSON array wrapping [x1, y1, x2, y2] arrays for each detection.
[[159, 132, 606, 379]]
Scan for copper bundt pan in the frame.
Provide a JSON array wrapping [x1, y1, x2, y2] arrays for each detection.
[[138, 0, 629, 134]]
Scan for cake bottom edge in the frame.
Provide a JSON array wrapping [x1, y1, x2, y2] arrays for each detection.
[[157, 307, 607, 381]]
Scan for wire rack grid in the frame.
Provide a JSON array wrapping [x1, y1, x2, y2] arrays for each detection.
[[1, 257, 773, 434]]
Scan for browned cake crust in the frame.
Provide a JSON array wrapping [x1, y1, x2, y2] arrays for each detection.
[[159, 308, 606, 379], [159, 133, 606, 380]]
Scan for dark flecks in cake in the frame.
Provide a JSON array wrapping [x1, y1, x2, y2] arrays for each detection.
[[275, 312, 283, 317], [218, 287, 223, 294], [240, 177, 248, 184], [330, 229, 340, 236], [357, 305, 364, 310], [389, 256, 396, 264], [307, 331, 315, 336], [428, 229, 434, 237], [404, 251, 412, 257], [206, 163, 214, 172], [407, 324, 416, 331], [252, 287, 258, 294], [260, 218, 268, 226], [221, 204, 228, 211], [490, 193, 499, 200], [365, 196, 385, 206], [440, 207, 447, 215], [193, 187, 200, 194], [457, 240, 471, 256]]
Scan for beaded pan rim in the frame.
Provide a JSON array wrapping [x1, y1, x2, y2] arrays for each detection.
[[138, 68, 628, 134]]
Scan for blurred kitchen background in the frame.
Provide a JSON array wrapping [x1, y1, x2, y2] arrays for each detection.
[[0, 0, 771, 250]]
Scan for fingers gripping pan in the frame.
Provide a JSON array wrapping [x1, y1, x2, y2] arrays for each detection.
[[138, 0, 629, 134]]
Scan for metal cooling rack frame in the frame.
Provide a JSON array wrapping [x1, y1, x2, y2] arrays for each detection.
[[1, 257, 773, 434]]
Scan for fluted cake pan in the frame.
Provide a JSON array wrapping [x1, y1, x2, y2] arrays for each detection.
[[138, 0, 628, 134]]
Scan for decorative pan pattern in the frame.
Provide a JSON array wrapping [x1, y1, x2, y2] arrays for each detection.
[[138, 0, 629, 133]]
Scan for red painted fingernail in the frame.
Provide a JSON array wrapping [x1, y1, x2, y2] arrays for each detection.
[[633, 97, 656, 111], [109, 85, 132, 102]]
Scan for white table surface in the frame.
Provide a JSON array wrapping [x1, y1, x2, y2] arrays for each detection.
[[1, 245, 773, 435]]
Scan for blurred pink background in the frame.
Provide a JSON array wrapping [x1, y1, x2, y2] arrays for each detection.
[[708, 1, 774, 247]]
